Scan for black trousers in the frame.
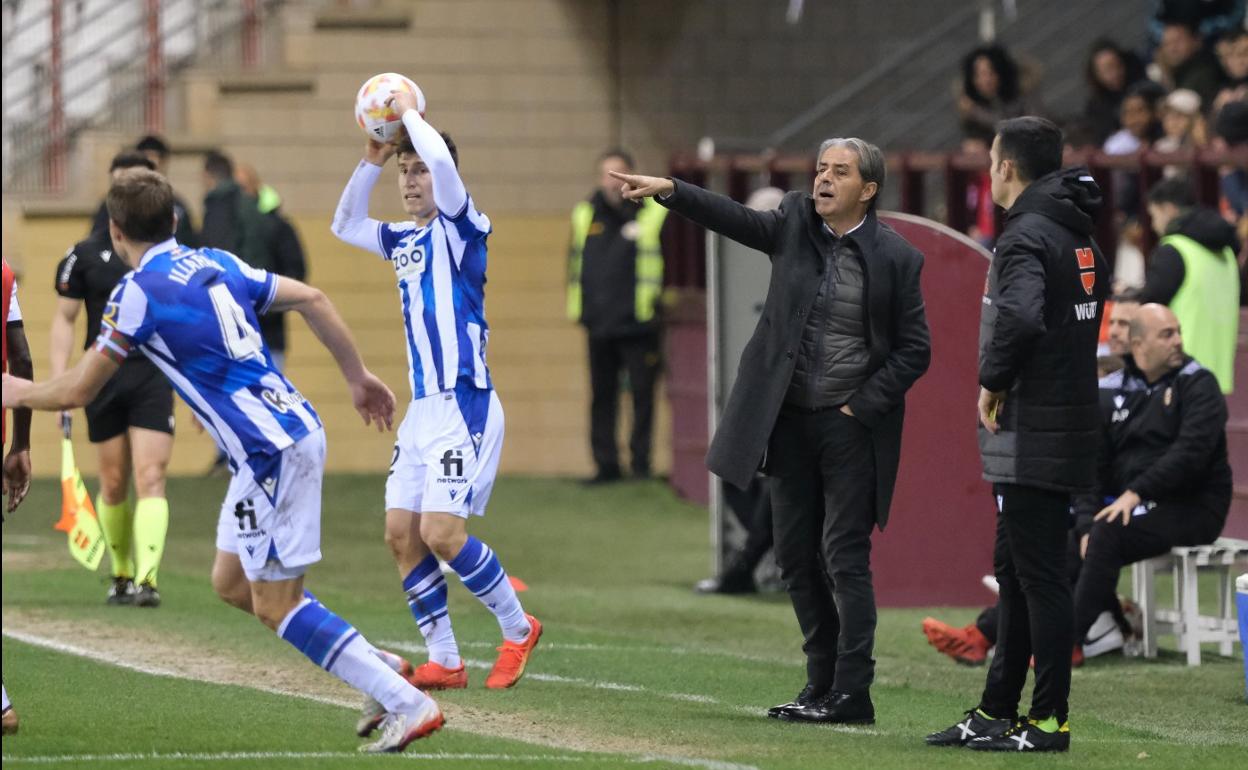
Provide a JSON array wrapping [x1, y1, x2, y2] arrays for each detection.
[[1073, 500, 1224, 642], [976, 528, 1083, 645], [768, 407, 877, 693], [588, 332, 660, 476], [720, 477, 774, 575], [979, 484, 1073, 723]]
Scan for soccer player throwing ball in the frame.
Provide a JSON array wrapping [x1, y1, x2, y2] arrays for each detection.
[[3, 169, 442, 753], [331, 90, 542, 710]]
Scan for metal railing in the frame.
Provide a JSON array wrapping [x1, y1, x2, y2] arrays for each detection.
[[2, 0, 285, 195], [664, 147, 1248, 290]]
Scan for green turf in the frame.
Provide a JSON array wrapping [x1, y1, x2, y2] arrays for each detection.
[[3, 475, 1246, 770]]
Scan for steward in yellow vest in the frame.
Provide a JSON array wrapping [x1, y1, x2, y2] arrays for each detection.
[[566, 151, 668, 482], [1143, 178, 1242, 393]]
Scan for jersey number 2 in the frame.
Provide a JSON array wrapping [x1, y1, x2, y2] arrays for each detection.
[[208, 283, 264, 363]]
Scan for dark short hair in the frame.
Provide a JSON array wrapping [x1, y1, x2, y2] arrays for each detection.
[[106, 168, 175, 243], [1124, 79, 1167, 109], [1214, 100, 1248, 146], [395, 131, 459, 168], [1147, 176, 1195, 208], [599, 148, 634, 170], [995, 116, 1063, 182], [203, 149, 234, 181], [109, 150, 156, 174], [134, 134, 170, 159], [1162, 19, 1200, 39]]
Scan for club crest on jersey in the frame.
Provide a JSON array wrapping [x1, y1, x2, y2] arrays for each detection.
[[1075, 247, 1096, 296], [393, 237, 426, 281]]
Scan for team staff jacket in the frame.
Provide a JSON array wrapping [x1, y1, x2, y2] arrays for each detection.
[[1074, 355, 1232, 532], [978, 166, 1110, 494], [657, 180, 930, 528]]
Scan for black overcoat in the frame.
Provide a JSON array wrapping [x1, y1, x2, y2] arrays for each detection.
[[659, 181, 931, 528]]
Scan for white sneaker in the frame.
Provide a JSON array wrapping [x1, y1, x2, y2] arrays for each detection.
[[358, 699, 444, 753], [1082, 610, 1125, 658], [356, 695, 386, 738]]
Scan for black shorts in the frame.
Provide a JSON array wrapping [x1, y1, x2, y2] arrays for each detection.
[[84, 355, 175, 443]]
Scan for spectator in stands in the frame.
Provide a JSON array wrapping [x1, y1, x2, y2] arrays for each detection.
[[954, 45, 1040, 143], [200, 150, 243, 253], [1149, 0, 1246, 52], [1104, 81, 1166, 156], [90, 135, 195, 246], [1212, 29, 1248, 114], [1083, 38, 1147, 145], [1143, 177, 1242, 393], [1073, 303, 1231, 657], [1212, 99, 1248, 225], [566, 149, 669, 484], [1151, 19, 1227, 105], [961, 128, 998, 247], [1154, 88, 1208, 156], [233, 163, 307, 372]]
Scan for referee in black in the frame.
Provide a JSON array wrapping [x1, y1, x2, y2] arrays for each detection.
[[50, 151, 175, 608], [928, 117, 1108, 753]]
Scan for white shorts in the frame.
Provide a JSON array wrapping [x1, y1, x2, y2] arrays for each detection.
[[216, 430, 326, 581], [385, 386, 504, 518]]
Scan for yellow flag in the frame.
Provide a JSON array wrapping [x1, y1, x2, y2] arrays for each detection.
[[55, 416, 104, 571]]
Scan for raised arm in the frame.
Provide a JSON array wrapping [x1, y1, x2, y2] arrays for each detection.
[[269, 276, 395, 431], [395, 98, 467, 218], [610, 171, 783, 254], [330, 140, 393, 257]]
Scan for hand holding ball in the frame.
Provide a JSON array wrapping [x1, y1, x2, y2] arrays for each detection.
[[355, 73, 425, 141]]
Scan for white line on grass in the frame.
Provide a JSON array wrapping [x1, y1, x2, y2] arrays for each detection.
[[0, 750, 762, 768], [2, 630, 762, 770], [381, 640, 882, 736]]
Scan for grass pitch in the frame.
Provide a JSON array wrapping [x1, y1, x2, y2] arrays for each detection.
[[3, 475, 1246, 769]]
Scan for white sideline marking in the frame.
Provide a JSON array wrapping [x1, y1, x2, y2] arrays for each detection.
[[0, 751, 758, 768], [447, 638, 789, 666], [381, 640, 882, 737], [2, 630, 762, 770]]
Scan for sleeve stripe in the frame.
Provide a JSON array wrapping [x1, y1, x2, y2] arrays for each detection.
[[93, 328, 133, 363], [257, 273, 278, 315]]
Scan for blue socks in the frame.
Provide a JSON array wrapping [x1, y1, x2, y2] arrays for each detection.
[[447, 536, 530, 643], [403, 555, 461, 667], [278, 592, 428, 712]]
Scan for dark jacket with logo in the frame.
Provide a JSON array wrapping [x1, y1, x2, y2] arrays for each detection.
[[658, 181, 930, 528], [1074, 355, 1231, 532], [978, 167, 1110, 494], [1141, 207, 1243, 305]]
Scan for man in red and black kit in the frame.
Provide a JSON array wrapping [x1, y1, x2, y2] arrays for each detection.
[[2, 257, 34, 735]]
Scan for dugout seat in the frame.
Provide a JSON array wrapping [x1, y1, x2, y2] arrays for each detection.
[[1130, 538, 1248, 665]]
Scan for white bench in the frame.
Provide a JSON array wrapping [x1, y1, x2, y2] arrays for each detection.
[[1130, 538, 1248, 665]]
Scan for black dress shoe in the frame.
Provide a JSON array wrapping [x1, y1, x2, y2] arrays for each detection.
[[766, 683, 829, 720], [581, 467, 623, 485], [786, 689, 875, 725]]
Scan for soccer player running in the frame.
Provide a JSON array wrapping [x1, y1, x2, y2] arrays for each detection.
[[331, 91, 542, 708], [3, 258, 34, 735], [51, 150, 175, 607], [3, 169, 442, 753]]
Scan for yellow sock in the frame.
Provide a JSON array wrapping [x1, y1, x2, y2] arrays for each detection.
[[97, 496, 134, 579], [132, 498, 169, 587]]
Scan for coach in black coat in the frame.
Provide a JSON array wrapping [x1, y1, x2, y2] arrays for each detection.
[[610, 138, 930, 725]]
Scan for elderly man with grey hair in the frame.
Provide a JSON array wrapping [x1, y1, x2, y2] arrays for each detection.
[[611, 138, 930, 725]]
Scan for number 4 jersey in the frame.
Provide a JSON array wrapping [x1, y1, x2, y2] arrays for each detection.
[[95, 239, 321, 471]]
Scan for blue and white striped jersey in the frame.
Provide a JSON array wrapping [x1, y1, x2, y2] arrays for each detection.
[[332, 109, 493, 402], [95, 239, 321, 476], [376, 205, 492, 399]]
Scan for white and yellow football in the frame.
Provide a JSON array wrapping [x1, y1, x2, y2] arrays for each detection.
[[354, 72, 425, 142]]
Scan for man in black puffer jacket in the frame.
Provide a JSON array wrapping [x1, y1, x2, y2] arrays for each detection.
[[929, 117, 1109, 754]]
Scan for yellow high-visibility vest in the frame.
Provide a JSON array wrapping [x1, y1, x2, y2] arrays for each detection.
[[1164, 233, 1240, 393], [566, 197, 667, 323]]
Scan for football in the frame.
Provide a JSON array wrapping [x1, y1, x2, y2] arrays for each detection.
[[354, 72, 425, 142]]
